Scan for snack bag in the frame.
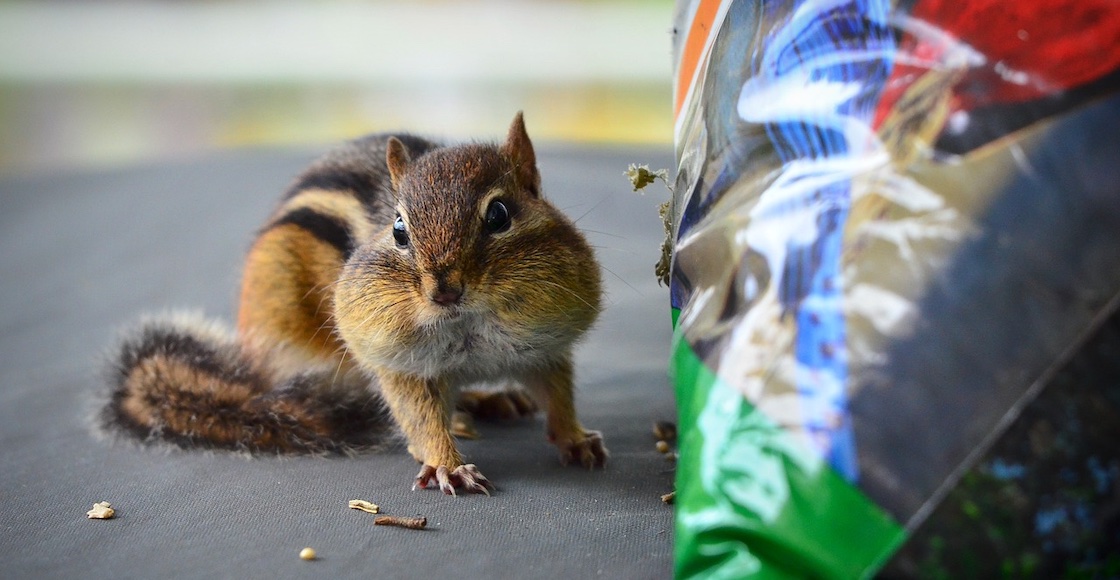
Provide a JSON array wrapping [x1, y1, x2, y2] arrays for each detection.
[[669, 0, 1120, 576]]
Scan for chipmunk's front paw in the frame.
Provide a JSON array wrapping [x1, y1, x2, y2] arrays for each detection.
[[413, 464, 494, 496], [554, 430, 609, 469]]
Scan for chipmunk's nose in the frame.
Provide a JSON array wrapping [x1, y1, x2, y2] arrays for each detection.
[[429, 271, 464, 307], [431, 286, 463, 306]]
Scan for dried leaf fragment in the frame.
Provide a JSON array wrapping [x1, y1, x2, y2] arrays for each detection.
[[374, 515, 427, 530], [86, 501, 115, 519], [348, 499, 380, 514]]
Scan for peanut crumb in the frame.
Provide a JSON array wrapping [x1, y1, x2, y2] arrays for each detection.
[[299, 547, 316, 561], [86, 501, 115, 519], [348, 499, 380, 514]]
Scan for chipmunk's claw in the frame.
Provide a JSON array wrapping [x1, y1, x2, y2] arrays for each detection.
[[556, 430, 609, 469], [413, 464, 494, 496]]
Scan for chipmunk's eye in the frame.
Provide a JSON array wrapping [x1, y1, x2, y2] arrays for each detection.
[[392, 214, 409, 248], [484, 200, 511, 234]]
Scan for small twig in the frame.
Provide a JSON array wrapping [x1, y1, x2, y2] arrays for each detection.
[[374, 515, 428, 530]]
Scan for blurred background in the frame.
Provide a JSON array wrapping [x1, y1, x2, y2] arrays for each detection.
[[0, 0, 674, 175]]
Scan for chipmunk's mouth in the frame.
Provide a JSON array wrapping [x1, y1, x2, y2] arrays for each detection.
[[436, 307, 465, 321], [418, 300, 468, 325]]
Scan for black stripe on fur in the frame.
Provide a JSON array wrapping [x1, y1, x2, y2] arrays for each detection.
[[270, 208, 355, 258], [289, 168, 376, 202], [283, 133, 440, 210]]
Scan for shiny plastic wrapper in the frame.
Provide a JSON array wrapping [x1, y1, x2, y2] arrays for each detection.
[[668, 0, 1120, 576]]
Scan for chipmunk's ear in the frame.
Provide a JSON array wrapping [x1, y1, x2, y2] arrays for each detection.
[[386, 137, 411, 192], [501, 111, 540, 197]]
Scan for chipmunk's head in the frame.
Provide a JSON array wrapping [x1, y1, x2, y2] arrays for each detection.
[[381, 112, 542, 315], [335, 113, 602, 377]]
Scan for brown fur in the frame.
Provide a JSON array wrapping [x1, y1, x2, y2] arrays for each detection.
[[238, 224, 348, 363], [101, 313, 391, 454]]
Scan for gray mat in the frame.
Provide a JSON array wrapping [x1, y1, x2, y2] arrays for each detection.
[[0, 143, 676, 579]]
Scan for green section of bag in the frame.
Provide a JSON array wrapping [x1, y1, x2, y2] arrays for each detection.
[[671, 309, 906, 578]]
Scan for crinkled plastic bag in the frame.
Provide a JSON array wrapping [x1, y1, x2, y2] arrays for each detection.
[[668, 0, 1120, 576]]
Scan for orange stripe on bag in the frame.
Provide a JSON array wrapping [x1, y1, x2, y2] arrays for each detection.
[[674, 0, 724, 120]]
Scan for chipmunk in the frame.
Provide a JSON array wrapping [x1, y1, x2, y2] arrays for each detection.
[[102, 113, 608, 495]]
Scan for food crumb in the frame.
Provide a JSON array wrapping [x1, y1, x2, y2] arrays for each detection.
[[299, 547, 316, 561], [655, 440, 670, 454], [652, 421, 677, 442], [661, 492, 676, 504], [86, 501, 115, 519], [348, 499, 380, 514]]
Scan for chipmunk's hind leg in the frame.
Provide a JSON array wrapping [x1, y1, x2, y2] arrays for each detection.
[[457, 386, 538, 421], [450, 386, 538, 440]]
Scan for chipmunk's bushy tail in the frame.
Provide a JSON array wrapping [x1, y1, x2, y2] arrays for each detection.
[[100, 312, 392, 455]]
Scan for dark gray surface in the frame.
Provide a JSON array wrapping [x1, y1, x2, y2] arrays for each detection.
[[0, 143, 676, 578]]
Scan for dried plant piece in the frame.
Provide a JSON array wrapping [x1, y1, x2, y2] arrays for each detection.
[[86, 501, 115, 519], [299, 547, 316, 561], [624, 164, 675, 286], [661, 491, 676, 504], [374, 515, 428, 530], [348, 499, 380, 514], [655, 200, 674, 286]]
